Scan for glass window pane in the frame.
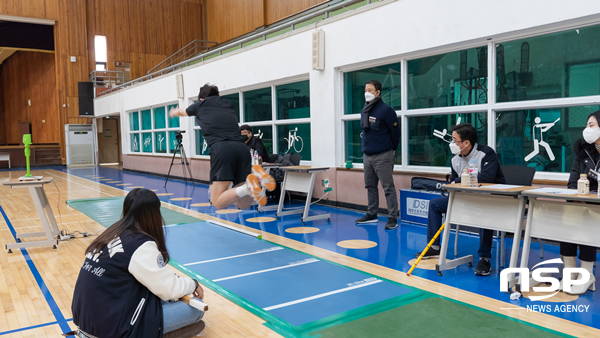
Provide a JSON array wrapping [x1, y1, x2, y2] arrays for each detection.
[[154, 107, 166, 129], [142, 132, 153, 153], [154, 131, 167, 153], [408, 46, 488, 109], [276, 80, 310, 119], [195, 129, 210, 156], [167, 104, 180, 128], [169, 131, 179, 154], [344, 119, 402, 164], [141, 109, 152, 130], [130, 133, 140, 152], [497, 25, 600, 102], [408, 113, 487, 166], [344, 63, 401, 115], [250, 125, 273, 156], [222, 94, 240, 121], [496, 106, 594, 172], [129, 112, 139, 131], [244, 87, 272, 122], [277, 123, 311, 161]]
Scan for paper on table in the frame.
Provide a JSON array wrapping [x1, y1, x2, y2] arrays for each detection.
[[483, 184, 523, 190], [527, 188, 579, 195]]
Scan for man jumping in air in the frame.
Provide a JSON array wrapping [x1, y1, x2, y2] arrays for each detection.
[[169, 84, 275, 208]]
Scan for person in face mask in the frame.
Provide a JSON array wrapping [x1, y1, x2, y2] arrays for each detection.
[[561, 110, 600, 295], [415, 123, 506, 277], [240, 124, 270, 162], [355, 80, 401, 230]]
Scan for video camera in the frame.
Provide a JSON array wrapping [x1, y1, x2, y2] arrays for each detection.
[[175, 130, 185, 143]]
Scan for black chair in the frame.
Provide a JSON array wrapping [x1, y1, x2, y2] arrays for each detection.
[[289, 153, 302, 166]]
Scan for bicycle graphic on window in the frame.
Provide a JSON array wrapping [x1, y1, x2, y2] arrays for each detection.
[[202, 138, 208, 154], [284, 127, 303, 153]]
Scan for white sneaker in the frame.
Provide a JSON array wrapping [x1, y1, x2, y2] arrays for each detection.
[[565, 275, 596, 295]]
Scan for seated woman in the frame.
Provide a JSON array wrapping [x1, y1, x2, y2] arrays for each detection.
[[563, 111, 600, 295], [72, 188, 205, 338]]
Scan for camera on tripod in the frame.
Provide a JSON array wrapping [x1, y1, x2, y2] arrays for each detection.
[[175, 130, 185, 144], [166, 130, 193, 187]]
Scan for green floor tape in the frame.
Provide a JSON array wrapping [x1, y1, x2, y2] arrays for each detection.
[[309, 297, 572, 338], [66, 197, 202, 227]]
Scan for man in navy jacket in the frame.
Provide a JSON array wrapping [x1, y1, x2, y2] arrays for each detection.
[[415, 123, 505, 276], [355, 80, 401, 230]]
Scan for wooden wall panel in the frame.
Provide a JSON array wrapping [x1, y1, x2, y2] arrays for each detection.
[[0, 51, 58, 144], [264, 0, 329, 25], [0, 66, 5, 145], [207, 0, 264, 44]]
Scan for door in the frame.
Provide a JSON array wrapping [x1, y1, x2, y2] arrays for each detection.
[[98, 118, 120, 164]]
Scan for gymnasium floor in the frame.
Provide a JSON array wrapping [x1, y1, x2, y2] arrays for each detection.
[[0, 166, 599, 337]]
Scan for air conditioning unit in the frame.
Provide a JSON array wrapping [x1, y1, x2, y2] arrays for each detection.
[[65, 124, 97, 167]]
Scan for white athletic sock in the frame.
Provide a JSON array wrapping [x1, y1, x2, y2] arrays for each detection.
[[581, 260, 595, 277], [235, 184, 249, 197]]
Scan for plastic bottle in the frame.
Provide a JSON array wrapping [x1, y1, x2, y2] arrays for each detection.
[[461, 168, 469, 187], [469, 158, 478, 188], [578, 174, 589, 195], [253, 150, 259, 165]]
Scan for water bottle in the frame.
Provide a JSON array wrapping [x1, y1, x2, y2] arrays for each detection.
[[253, 150, 259, 165], [461, 168, 469, 187], [578, 174, 589, 195], [469, 158, 478, 187]]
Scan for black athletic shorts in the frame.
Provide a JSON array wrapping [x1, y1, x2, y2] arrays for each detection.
[[209, 141, 252, 185]]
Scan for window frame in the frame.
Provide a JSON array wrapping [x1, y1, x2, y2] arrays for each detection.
[[127, 102, 181, 157]]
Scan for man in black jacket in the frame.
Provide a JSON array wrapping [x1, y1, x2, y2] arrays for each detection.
[[355, 80, 401, 230], [240, 124, 270, 162]]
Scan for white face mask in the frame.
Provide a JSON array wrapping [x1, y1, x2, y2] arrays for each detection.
[[583, 127, 600, 144], [449, 141, 464, 155], [365, 92, 375, 102]]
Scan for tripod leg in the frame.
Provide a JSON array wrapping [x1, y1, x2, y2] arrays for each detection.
[[165, 144, 180, 187], [180, 146, 195, 186]]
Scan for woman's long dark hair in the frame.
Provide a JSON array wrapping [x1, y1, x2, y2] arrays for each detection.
[[86, 188, 169, 263]]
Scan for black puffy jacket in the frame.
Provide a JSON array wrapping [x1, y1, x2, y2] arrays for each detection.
[[568, 139, 600, 191]]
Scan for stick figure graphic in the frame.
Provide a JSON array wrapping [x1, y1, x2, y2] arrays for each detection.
[[524, 117, 560, 162]]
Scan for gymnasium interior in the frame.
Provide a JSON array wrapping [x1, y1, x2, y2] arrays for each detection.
[[1, 0, 600, 337]]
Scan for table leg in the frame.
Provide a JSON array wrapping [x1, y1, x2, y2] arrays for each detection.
[[301, 172, 315, 224], [39, 187, 60, 236], [276, 172, 287, 218], [507, 195, 526, 291], [518, 198, 535, 290], [436, 192, 474, 275]]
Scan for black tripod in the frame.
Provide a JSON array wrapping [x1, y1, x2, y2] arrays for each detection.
[[165, 131, 194, 187]]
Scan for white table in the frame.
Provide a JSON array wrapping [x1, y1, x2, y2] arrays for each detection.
[[519, 190, 600, 291], [2, 178, 60, 252], [276, 166, 331, 224], [437, 184, 531, 288]]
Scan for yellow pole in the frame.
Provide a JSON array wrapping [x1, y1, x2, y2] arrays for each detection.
[[407, 222, 445, 276]]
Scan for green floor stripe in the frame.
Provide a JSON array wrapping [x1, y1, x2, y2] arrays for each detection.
[[66, 197, 203, 228], [309, 297, 573, 338]]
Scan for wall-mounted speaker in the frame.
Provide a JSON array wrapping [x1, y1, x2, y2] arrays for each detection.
[[312, 31, 325, 70], [78, 82, 94, 117], [176, 74, 184, 99]]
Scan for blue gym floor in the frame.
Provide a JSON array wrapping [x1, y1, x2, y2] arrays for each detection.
[[20, 166, 600, 330]]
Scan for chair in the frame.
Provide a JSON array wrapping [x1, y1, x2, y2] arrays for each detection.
[[289, 153, 302, 166], [453, 165, 541, 268]]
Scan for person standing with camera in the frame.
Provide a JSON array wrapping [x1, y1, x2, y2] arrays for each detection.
[[169, 84, 275, 208]]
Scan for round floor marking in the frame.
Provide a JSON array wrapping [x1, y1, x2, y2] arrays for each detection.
[[116, 183, 132, 186], [337, 240, 377, 249], [170, 197, 193, 201], [512, 286, 579, 302], [125, 186, 145, 189], [156, 193, 174, 196], [286, 227, 320, 234], [107, 181, 121, 183], [191, 203, 211, 207], [99, 179, 112, 181], [246, 217, 276, 223], [407, 258, 438, 270], [215, 209, 242, 214], [150, 189, 158, 192]]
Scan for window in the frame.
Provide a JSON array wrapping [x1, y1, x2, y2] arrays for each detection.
[[344, 63, 401, 115], [408, 47, 488, 109], [497, 25, 600, 103], [222, 93, 240, 121], [278, 123, 311, 161], [94, 36, 107, 72], [129, 104, 180, 155], [495, 106, 596, 173], [243, 87, 272, 122], [344, 118, 402, 164], [276, 80, 310, 119], [408, 112, 487, 166]]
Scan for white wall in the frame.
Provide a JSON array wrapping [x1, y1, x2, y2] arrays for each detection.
[[94, 0, 600, 171]]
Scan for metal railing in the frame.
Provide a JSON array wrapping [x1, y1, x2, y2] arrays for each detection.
[[89, 70, 125, 88], [96, 0, 377, 97], [147, 39, 217, 75]]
